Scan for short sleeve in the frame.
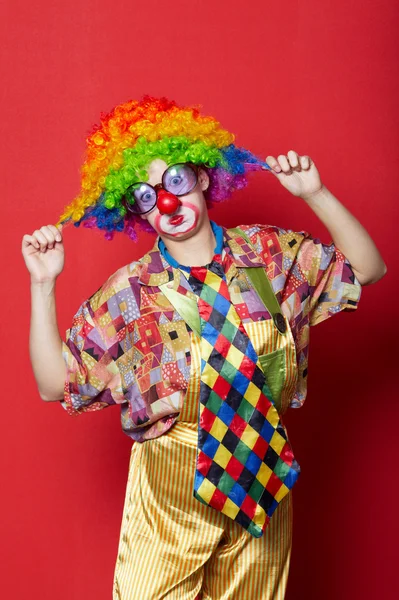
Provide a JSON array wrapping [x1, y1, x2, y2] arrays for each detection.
[[280, 228, 362, 326], [242, 223, 362, 327], [239, 223, 362, 410], [61, 298, 124, 416]]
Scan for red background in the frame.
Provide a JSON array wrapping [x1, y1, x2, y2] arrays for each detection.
[[2, 1, 398, 598]]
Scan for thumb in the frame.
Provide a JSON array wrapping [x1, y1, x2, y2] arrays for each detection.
[[268, 168, 283, 178], [263, 163, 283, 177], [55, 223, 65, 242]]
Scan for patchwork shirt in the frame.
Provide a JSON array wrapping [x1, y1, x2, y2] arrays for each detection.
[[61, 222, 362, 441]]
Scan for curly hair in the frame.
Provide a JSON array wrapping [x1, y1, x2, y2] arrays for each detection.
[[56, 95, 270, 240]]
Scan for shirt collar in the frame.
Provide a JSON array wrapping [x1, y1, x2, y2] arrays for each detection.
[[137, 222, 266, 286], [223, 225, 267, 268], [158, 220, 224, 272]]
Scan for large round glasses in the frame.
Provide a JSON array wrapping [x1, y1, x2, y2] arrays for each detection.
[[123, 163, 199, 215]]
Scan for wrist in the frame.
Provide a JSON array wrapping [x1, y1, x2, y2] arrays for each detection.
[[31, 278, 57, 292], [300, 183, 327, 203]]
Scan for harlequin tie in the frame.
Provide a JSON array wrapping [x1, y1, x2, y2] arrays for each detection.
[[187, 254, 301, 538]]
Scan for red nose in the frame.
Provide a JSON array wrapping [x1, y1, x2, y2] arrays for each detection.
[[157, 190, 181, 214]]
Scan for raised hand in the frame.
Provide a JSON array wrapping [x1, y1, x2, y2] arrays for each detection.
[[265, 150, 324, 200], [22, 224, 65, 284]]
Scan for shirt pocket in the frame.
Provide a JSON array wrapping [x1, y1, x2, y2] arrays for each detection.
[[243, 316, 298, 415], [258, 348, 287, 413]]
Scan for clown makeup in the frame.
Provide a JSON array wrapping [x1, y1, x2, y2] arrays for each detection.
[[137, 159, 209, 239], [154, 200, 200, 237]]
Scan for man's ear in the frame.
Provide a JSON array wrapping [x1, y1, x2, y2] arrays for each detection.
[[198, 167, 209, 192]]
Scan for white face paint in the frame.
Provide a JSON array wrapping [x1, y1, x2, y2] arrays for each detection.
[[154, 201, 200, 237], [140, 159, 209, 241]]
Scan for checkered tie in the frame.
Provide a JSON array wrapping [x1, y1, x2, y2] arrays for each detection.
[[187, 255, 301, 537]]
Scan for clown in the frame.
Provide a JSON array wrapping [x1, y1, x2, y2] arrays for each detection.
[[23, 95, 386, 600]]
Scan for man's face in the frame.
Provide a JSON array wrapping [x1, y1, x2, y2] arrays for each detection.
[[139, 158, 210, 241]]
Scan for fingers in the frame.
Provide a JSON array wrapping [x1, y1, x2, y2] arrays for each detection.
[[286, 150, 299, 169], [49, 224, 63, 243], [265, 151, 312, 174], [22, 234, 40, 250], [299, 155, 311, 169], [23, 224, 63, 252]]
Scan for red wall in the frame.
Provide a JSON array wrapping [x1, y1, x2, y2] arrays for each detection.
[[2, 1, 398, 597]]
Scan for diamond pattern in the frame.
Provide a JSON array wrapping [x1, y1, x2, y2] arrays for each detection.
[[188, 255, 301, 538]]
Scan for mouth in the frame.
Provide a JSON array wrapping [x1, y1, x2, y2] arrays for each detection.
[[169, 215, 185, 226]]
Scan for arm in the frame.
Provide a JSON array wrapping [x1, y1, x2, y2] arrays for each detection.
[[30, 280, 66, 401], [265, 150, 387, 286], [300, 185, 387, 286], [22, 224, 66, 401]]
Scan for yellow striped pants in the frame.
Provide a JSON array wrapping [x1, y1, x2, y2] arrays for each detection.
[[113, 334, 294, 599]]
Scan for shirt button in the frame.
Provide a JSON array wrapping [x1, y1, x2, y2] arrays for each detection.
[[273, 312, 287, 334]]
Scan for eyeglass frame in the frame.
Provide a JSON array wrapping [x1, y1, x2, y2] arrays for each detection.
[[122, 162, 202, 215]]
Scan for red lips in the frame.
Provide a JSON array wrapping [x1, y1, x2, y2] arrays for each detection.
[[169, 215, 184, 226]]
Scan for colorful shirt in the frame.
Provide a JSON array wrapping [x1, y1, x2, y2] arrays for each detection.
[[61, 222, 362, 441]]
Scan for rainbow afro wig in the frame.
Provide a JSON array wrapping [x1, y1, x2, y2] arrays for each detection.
[[56, 95, 271, 241]]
